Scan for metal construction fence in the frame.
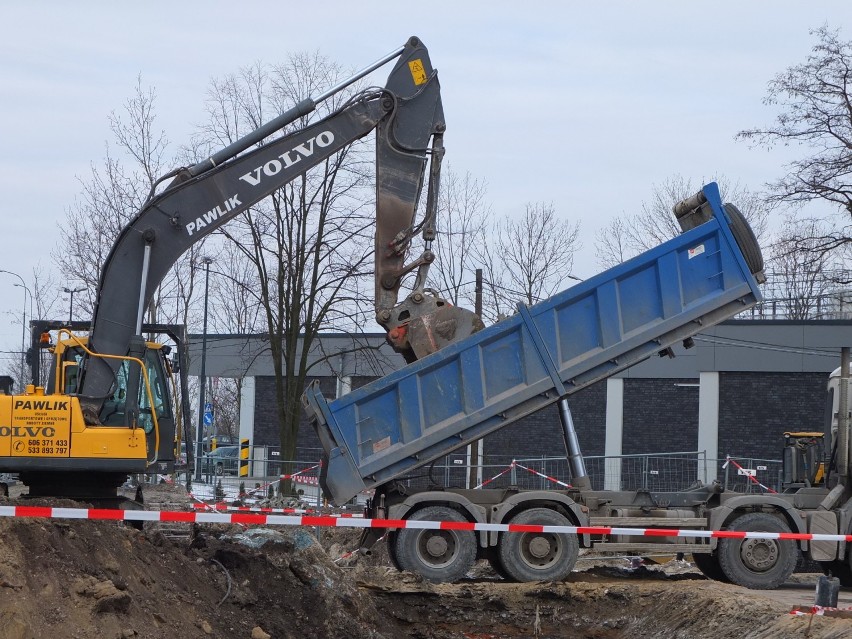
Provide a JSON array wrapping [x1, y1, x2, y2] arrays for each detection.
[[179, 448, 326, 507], [718, 456, 784, 494], [395, 451, 711, 493], [177, 447, 786, 506]]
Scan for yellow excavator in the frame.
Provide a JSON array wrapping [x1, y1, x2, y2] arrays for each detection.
[[0, 36, 480, 501]]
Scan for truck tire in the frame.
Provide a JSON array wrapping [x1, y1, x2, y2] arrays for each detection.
[[393, 506, 477, 583], [691, 552, 729, 583], [386, 531, 403, 571], [723, 203, 764, 278], [717, 512, 797, 590], [497, 508, 578, 583]]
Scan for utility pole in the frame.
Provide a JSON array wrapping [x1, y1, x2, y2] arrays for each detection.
[[195, 257, 213, 481]]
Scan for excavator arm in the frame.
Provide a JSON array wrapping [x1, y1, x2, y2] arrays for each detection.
[[77, 36, 481, 424]]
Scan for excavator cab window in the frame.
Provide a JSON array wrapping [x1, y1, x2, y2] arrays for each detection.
[[99, 349, 172, 430], [63, 349, 84, 395], [138, 349, 171, 432]]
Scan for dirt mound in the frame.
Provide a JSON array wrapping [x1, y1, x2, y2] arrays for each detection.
[[0, 485, 849, 639], [0, 494, 386, 639]]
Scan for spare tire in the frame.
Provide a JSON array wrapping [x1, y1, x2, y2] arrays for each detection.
[[723, 203, 765, 281]]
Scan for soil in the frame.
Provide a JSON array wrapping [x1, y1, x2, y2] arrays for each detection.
[[1, 482, 850, 639]]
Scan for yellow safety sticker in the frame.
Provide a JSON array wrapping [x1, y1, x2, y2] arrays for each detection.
[[408, 59, 427, 85]]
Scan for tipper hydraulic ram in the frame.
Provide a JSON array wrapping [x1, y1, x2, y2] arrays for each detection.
[[303, 182, 764, 503]]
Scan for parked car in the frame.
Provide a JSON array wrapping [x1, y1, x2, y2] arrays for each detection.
[[202, 434, 238, 449], [201, 445, 240, 476]]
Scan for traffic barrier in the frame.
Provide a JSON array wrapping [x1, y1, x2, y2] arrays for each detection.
[[4, 505, 852, 542], [239, 438, 250, 477]]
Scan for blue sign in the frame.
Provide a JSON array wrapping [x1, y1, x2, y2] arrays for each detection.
[[203, 402, 213, 426]]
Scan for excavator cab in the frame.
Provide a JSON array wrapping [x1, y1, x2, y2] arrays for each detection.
[[50, 339, 173, 431], [32, 325, 182, 478]]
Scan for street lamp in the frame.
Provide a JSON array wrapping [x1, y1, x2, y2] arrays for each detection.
[[195, 257, 214, 481], [63, 286, 86, 323], [0, 269, 31, 381]]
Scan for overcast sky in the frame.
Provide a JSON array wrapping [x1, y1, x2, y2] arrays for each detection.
[[0, 1, 850, 368]]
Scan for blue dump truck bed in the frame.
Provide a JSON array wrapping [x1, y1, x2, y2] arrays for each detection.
[[303, 183, 764, 505]]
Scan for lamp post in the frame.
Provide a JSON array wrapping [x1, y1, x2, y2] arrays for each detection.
[[63, 286, 86, 323], [195, 257, 213, 481], [0, 269, 31, 379], [13, 283, 34, 386]]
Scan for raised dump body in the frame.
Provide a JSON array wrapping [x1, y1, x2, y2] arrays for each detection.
[[302, 183, 764, 505]]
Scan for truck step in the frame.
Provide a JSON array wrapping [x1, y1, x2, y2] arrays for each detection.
[[592, 543, 711, 553], [589, 517, 708, 527]]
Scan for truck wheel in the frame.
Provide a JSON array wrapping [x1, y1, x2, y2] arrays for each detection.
[[723, 203, 764, 278], [393, 506, 477, 583], [386, 531, 403, 571], [717, 512, 797, 590], [692, 552, 729, 582], [215, 463, 224, 476], [497, 508, 578, 583]]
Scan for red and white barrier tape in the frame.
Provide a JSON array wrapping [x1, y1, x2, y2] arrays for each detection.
[[5, 505, 852, 542], [513, 462, 572, 489], [188, 491, 249, 528], [790, 605, 852, 616], [723, 456, 777, 494], [474, 463, 514, 489], [473, 461, 572, 490]]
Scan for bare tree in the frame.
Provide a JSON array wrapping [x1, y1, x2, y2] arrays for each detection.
[[1, 266, 62, 387], [475, 239, 514, 324], [594, 216, 632, 269], [208, 377, 241, 441], [764, 218, 838, 318], [54, 77, 202, 329], [193, 53, 379, 467], [594, 175, 770, 269], [477, 203, 581, 321], [201, 241, 267, 442], [433, 164, 489, 307], [738, 26, 852, 219]]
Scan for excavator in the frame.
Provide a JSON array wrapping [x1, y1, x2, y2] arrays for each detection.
[[0, 36, 480, 500]]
